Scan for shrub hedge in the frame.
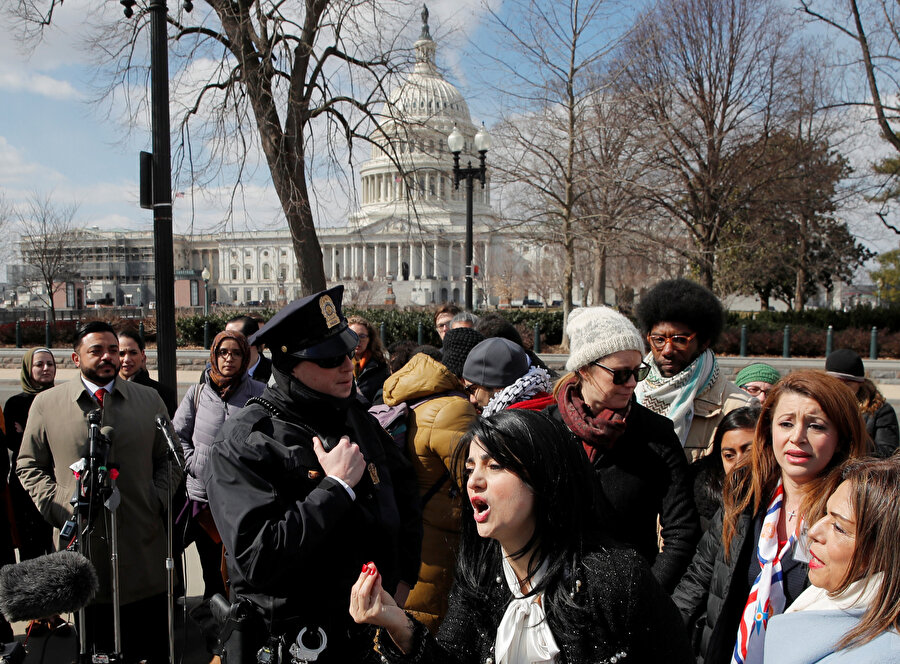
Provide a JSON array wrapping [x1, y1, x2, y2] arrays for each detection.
[[16, 303, 900, 358]]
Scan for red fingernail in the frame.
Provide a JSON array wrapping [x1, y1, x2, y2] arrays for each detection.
[[369, 566, 376, 575], [362, 564, 368, 573], [366, 561, 374, 567]]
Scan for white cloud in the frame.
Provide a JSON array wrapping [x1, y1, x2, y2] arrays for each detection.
[[0, 69, 79, 99]]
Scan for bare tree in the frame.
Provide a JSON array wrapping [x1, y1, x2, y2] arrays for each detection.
[[10, 0, 424, 294], [615, 0, 815, 289], [15, 193, 83, 324], [801, 0, 900, 232], [485, 0, 630, 347]]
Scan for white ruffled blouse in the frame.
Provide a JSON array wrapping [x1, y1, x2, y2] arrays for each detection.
[[494, 557, 561, 664]]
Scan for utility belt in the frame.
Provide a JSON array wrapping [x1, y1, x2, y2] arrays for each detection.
[[210, 594, 354, 664]]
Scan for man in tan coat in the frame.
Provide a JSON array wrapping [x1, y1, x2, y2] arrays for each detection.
[[17, 321, 182, 663]]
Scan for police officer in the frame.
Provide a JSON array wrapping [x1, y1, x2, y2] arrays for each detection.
[[206, 286, 422, 663]]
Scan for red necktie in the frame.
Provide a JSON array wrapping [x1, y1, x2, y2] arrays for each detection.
[[95, 388, 107, 407]]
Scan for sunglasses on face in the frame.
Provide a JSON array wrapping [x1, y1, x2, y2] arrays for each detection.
[[646, 332, 697, 351], [591, 361, 651, 385], [307, 350, 355, 368]]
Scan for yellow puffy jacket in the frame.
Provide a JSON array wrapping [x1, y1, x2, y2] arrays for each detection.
[[381, 353, 477, 632]]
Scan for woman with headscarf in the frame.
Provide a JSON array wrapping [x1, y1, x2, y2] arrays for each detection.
[[173, 330, 265, 599], [3, 348, 63, 634]]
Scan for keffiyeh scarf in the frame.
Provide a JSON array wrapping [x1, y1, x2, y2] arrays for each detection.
[[635, 348, 718, 445], [483, 365, 553, 417]]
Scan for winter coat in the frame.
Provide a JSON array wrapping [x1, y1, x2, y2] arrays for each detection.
[[765, 609, 900, 663], [130, 368, 178, 417], [381, 353, 477, 631], [545, 401, 700, 593], [684, 373, 751, 462], [173, 371, 265, 502], [356, 357, 391, 405], [864, 400, 899, 458], [374, 546, 693, 664], [205, 374, 422, 662], [672, 507, 810, 664], [17, 378, 183, 604]]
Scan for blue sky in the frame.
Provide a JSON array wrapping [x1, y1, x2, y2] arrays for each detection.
[[1, 0, 898, 262]]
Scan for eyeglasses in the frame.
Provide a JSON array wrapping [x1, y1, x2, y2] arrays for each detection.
[[742, 385, 769, 397], [216, 348, 243, 359], [463, 382, 481, 397], [307, 350, 355, 368], [356, 333, 369, 340], [646, 332, 698, 351], [591, 361, 650, 385]]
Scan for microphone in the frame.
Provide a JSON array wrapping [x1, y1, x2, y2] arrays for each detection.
[[155, 415, 185, 470], [0, 551, 99, 621]]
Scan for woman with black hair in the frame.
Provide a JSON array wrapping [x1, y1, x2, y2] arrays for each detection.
[[350, 409, 692, 663], [690, 405, 761, 532]]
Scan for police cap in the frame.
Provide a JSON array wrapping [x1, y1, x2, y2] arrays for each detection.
[[248, 285, 358, 361]]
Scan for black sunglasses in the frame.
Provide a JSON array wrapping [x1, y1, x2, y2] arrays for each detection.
[[591, 361, 650, 385], [307, 350, 355, 368]]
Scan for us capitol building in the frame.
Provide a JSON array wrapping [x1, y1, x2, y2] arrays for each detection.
[[10, 9, 536, 311]]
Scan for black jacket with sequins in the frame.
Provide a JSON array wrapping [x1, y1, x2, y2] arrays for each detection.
[[377, 546, 692, 664]]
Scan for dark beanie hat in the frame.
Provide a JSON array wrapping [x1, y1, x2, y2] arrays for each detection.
[[441, 327, 485, 378], [463, 338, 530, 388], [825, 348, 865, 382]]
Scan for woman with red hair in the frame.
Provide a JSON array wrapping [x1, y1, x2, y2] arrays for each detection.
[[673, 370, 871, 664]]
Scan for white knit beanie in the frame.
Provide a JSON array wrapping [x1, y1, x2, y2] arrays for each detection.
[[565, 307, 645, 372]]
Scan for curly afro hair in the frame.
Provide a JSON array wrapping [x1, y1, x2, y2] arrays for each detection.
[[635, 278, 724, 345]]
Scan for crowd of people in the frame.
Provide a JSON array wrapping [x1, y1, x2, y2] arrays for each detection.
[[0, 278, 898, 664]]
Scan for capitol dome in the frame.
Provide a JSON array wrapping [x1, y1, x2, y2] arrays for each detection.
[[387, 12, 472, 127]]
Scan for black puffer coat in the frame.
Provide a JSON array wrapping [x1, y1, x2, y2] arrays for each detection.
[[206, 369, 422, 662], [671, 508, 809, 664]]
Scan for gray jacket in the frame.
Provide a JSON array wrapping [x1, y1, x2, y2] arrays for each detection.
[[173, 372, 265, 502]]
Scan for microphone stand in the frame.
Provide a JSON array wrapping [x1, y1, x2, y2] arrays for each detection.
[[164, 428, 185, 664], [69, 416, 123, 664]]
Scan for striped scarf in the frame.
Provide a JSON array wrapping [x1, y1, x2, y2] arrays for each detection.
[[731, 480, 796, 664], [635, 348, 718, 445]]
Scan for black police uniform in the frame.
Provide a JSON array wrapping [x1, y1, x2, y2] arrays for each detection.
[[205, 287, 422, 663]]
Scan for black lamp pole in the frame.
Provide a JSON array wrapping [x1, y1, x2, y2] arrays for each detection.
[[450, 149, 487, 312], [122, 0, 185, 394]]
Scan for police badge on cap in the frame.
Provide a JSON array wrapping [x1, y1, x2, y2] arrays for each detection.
[[248, 285, 358, 361]]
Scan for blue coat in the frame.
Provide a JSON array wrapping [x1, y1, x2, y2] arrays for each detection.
[[765, 609, 900, 663]]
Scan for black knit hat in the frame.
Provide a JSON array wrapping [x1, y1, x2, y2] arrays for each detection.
[[825, 348, 865, 382], [441, 327, 485, 378]]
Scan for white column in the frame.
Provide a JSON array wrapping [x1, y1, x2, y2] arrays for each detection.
[[433, 241, 439, 278], [408, 243, 415, 279], [420, 243, 427, 278], [362, 244, 369, 280], [343, 245, 349, 279], [396, 243, 402, 279], [330, 246, 337, 280], [448, 241, 453, 279]]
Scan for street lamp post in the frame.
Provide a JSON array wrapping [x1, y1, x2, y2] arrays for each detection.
[[448, 124, 491, 312], [120, 0, 183, 397], [201, 266, 211, 316]]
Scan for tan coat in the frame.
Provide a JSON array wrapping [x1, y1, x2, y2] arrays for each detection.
[[382, 353, 476, 632], [17, 377, 183, 604], [683, 373, 751, 462]]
